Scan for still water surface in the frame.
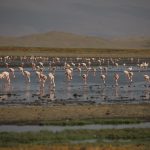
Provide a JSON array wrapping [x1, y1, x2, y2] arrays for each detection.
[[0, 66, 150, 105]]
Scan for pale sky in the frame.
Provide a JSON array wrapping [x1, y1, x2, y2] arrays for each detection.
[[0, 0, 150, 37]]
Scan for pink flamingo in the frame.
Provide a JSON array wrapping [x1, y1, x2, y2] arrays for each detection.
[[77, 67, 82, 76], [39, 73, 47, 88], [18, 67, 31, 83], [8, 68, 15, 78], [115, 63, 119, 68], [114, 73, 120, 86], [31, 62, 36, 70], [82, 73, 88, 84], [144, 75, 150, 86], [101, 74, 106, 85], [124, 70, 134, 84], [81, 70, 89, 84], [5, 63, 15, 78], [144, 75, 150, 82], [81, 63, 87, 70], [35, 71, 41, 82], [0, 71, 10, 85], [77, 63, 82, 76], [39, 62, 44, 67], [65, 68, 73, 81], [48, 73, 55, 88], [103, 67, 108, 75], [93, 67, 97, 76]]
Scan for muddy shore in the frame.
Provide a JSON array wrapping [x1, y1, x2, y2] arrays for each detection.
[[0, 104, 150, 124]]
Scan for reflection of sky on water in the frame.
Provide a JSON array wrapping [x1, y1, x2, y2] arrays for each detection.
[[0, 66, 150, 105]]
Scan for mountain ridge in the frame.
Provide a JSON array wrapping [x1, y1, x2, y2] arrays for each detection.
[[0, 31, 150, 49]]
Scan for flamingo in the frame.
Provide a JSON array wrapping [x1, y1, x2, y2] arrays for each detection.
[[101, 74, 106, 85], [77, 67, 82, 76], [65, 68, 73, 81], [31, 62, 36, 70], [144, 75, 150, 82], [115, 63, 119, 68], [23, 71, 31, 83], [87, 60, 91, 68], [93, 67, 97, 76], [103, 67, 108, 75], [124, 70, 134, 84], [82, 73, 88, 84], [140, 62, 149, 69], [81, 63, 87, 70], [51, 67, 56, 75], [48, 73, 55, 88], [5, 63, 15, 78], [71, 62, 76, 68], [39, 62, 45, 71], [99, 66, 103, 74], [39, 62, 44, 67], [35, 71, 41, 82], [76, 63, 82, 75], [8, 68, 15, 78], [18, 67, 31, 83], [40, 73, 47, 88], [81, 69, 89, 84], [114, 73, 120, 86], [144, 75, 150, 86], [18, 67, 24, 72], [0, 71, 10, 84], [127, 67, 133, 72]]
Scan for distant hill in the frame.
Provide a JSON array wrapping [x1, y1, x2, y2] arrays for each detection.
[[0, 31, 150, 49]]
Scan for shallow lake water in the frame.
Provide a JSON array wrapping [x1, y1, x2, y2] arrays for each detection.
[[0, 58, 150, 105], [0, 122, 150, 132]]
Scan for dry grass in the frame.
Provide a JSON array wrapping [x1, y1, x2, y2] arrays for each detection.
[[0, 47, 150, 57], [0, 144, 148, 150]]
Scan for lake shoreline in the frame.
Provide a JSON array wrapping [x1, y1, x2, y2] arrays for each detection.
[[0, 104, 150, 125]]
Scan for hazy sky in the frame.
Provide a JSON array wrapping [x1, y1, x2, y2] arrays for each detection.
[[0, 0, 150, 37]]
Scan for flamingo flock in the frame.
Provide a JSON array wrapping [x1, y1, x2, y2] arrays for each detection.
[[0, 56, 150, 89]]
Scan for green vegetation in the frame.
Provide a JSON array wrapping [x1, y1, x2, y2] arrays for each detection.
[[35, 118, 142, 126], [0, 118, 144, 126], [0, 128, 150, 147], [0, 46, 150, 57], [40, 118, 144, 126]]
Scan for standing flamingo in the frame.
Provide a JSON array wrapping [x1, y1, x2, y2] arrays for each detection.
[[81, 63, 87, 70], [103, 67, 108, 75], [18, 67, 31, 83], [101, 74, 106, 85], [114, 73, 120, 86], [23, 71, 31, 83], [77, 67, 82, 76], [81, 70, 89, 84], [144, 75, 150, 86], [82, 73, 88, 84], [8, 68, 15, 78], [124, 70, 134, 84], [5, 63, 15, 78], [39, 73, 47, 88], [93, 67, 97, 76], [65, 68, 73, 81], [48, 73, 55, 88], [31, 62, 36, 70], [77, 63, 82, 76], [35, 71, 41, 82], [0, 71, 10, 85]]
